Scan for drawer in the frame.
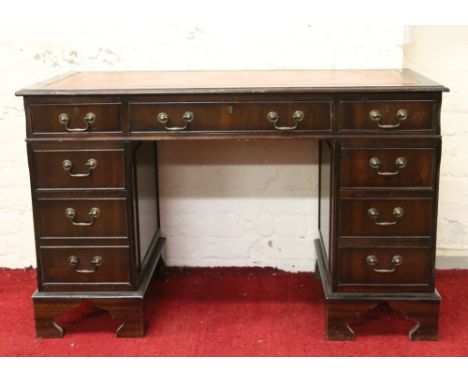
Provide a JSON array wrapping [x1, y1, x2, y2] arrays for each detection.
[[337, 247, 432, 290], [339, 198, 433, 237], [340, 148, 435, 188], [130, 101, 331, 133], [40, 246, 130, 286], [37, 198, 127, 238], [32, 149, 125, 190], [29, 103, 121, 134], [339, 100, 434, 132]]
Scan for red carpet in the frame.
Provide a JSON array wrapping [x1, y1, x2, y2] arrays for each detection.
[[0, 267, 467, 356]]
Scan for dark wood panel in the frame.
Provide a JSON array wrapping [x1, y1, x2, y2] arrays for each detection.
[[340, 100, 435, 132], [132, 142, 160, 268], [319, 140, 332, 261], [28, 132, 441, 141], [32, 149, 125, 190], [340, 148, 435, 188], [338, 236, 433, 248], [340, 136, 440, 149], [130, 101, 331, 133], [337, 247, 432, 291], [38, 237, 129, 247], [339, 198, 433, 237], [339, 189, 435, 199], [40, 246, 130, 286], [29, 103, 121, 135], [37, 198, 128, 238]]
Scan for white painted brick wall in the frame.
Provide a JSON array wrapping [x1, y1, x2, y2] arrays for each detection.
[[7, 25, 457, 271], [158, 139, 319, 270], [404, 26, 468, 261]]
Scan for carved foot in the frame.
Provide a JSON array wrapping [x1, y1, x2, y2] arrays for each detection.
[[35, 319, 64, 339], [93, 298, 145, 338], [326, 301, 378, 340], [33, 299, 80, 339], [327, 318, 355, 340], [388, 300, 440, 341]]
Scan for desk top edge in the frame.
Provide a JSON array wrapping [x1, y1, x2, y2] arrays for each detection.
[[16, 69, 449, 96]]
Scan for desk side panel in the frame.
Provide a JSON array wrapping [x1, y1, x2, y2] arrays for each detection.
[[132, 142, 160, 271], [319, 140, 332, 269]]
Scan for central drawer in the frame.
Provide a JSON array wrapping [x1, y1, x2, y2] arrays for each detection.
[[339, 198, 433, 237], [37, 198, 128, 238], [129, 101, 331, 133]]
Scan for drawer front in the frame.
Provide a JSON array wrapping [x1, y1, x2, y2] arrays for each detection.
[[33, 149, 125, 190], [338, 247, 431, 288], [339, 100, 434, 132], [339, 198, 433, 237], [40, 246, 130, 285], [340, 148, 435, 188], [30, 103, 121, 134], [37, 199, 127, 238], [130, 101, 331, 133]]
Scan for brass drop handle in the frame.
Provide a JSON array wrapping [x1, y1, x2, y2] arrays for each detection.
[[65, 207, 100, 226], [157, 111, 194, 131], [58, 112, 96, 132], [366, 255, 402, 273], [62, 158, 97, 177], [367, 207, 404, 226], [368, 109, 408, 129], [68, 255, 102, 273], [267, 110, 304, 131], [369, 157, 407, 176]]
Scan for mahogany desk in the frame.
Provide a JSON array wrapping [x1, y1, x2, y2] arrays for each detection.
[[16, 70, 448, 340]]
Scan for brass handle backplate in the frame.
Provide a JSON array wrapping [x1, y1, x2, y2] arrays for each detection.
[[62, 158, 97, 177], [367, 207, 404, 226], [68, 255, 102, 273], [366, 254, 402, 273], [58, 112, 96, 132], [368, 108, 408, 129], [157, 111, 194, 131], [369, 156, 407, 176], [65, 207, 100, 226], [267, 110, 304, 131]]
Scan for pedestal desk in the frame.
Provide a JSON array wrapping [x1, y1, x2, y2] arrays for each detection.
[[16, 70, 448, 340]]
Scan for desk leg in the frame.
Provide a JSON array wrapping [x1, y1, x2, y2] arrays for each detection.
[[33, 298, 81, 339], [93, 297, 145, 338], [33, 295, 146, 338], [388, 300, 440, 341], [325, 300, 379, 340]]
